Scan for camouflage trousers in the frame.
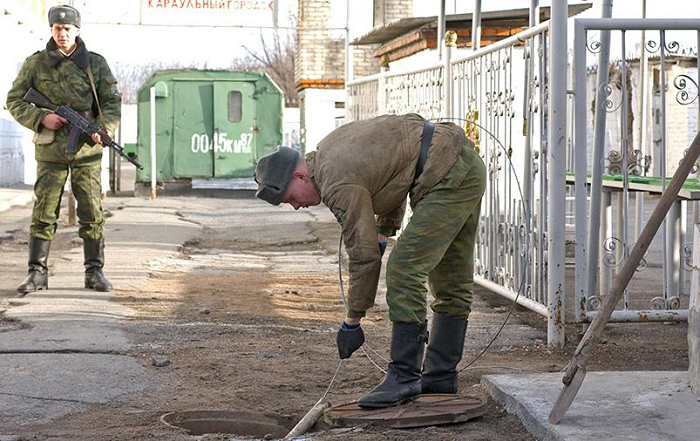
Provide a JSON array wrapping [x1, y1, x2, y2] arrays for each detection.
[[30, 161, 105, 241], [386, 143, 486, 324]]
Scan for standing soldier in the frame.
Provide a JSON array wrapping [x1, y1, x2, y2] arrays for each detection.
[[254, 114, 486, 408], [6, 5, 121, 293]]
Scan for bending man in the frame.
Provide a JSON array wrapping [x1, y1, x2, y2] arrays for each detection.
[[254, 113, 486, 408]]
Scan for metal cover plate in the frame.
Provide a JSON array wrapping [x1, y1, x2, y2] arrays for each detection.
[[324, 394, 488, 429]]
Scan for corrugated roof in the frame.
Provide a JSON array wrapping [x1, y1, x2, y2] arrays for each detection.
[[351, 3, 593, 46]]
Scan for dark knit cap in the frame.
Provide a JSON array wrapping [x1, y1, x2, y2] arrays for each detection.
[[49, 5, 81, 28], [254, 146, 301, 205]]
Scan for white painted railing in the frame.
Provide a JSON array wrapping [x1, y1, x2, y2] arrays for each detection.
[[346, 15, 700, 345]]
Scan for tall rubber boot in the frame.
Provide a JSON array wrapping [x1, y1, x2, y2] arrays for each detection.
[[84, 237, 113, 292], [421, 314, 468, 394], [17, 237, 51, 293], [358, 322, 428, 408]]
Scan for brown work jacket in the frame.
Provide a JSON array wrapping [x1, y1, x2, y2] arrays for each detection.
[[307, 113, 464, 316]]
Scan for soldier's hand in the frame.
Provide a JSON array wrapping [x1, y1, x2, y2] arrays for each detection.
[[41, 114, 68, 130], [336, 321, 365, 359], [91, 132, 103, 145]]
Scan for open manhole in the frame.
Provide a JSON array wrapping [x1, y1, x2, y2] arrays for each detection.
[[325, 394, 488, 429], [161, 410, 293, 437]]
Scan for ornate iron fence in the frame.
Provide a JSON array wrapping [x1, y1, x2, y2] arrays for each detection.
[[346, 17, 700, 345]]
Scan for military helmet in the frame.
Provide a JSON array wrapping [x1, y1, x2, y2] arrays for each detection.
[[48, 5, 81, 28]]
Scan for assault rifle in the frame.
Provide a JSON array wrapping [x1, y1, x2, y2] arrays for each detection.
[[23, 87, 143, 170]]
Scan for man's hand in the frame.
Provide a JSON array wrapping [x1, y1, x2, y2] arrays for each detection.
[[41, 114, 68, 130], [378, 233, 388, 257], [336, 321, 365, 359]]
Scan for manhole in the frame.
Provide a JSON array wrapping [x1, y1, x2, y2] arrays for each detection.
[[161, 410, 293, 437], [324, 394, 488, 429]]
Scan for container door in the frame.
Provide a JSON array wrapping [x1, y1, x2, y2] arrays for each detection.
[[173, 81, 214, 178], [212, 82, 257, 178]]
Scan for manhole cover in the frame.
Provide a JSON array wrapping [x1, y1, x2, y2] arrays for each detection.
[[161, 410, 293, 437], [324, 394, 488, 429]]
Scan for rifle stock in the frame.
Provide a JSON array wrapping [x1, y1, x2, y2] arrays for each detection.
[[22, 87, 143, 169], [22, 88, 58, 112]]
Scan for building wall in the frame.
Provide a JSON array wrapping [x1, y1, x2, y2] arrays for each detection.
[[0, 2, 46, 185], [296, 0, 344, 84], [299, 88, 346, 153], [585, 62, 699, 177], [296, 0, 414, 152], [353, 45, 380, 78], [385, 0, 413, 23]]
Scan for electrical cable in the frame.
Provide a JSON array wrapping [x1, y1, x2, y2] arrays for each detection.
[[337, 236, 388, 373], [333, 116, 546, 376], [434, 116, 531, 373], [295, 116, 542, 433]]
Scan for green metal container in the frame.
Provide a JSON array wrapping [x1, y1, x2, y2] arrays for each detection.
[[135, 69, 283, 184]]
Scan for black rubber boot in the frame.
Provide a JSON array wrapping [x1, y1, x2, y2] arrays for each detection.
[[17, 237, 51, 293], [358, 322, 428, 408], [421, 314, 468, 394], [84, 237, 113, 292]]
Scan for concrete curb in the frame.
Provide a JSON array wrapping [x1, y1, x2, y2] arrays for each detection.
[[481, 373, 555, 441], [482, 371, 700, 441]]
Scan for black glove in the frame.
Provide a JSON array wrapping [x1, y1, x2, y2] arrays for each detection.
[[379, 240, 387, 256], [336, 321, 365, 359]]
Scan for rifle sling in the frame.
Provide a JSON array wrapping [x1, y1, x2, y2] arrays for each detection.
[[86, 64, 102, 118], [414, 121, 435, 180]]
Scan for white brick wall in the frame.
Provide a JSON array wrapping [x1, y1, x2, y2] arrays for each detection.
[[385, 0, 413, 23], [585, 62, 698, 177], [296, 0, 413, 85], [0, 5, 44, 185]]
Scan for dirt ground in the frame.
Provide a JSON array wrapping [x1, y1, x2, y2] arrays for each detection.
[[0, 194, 690, 440]]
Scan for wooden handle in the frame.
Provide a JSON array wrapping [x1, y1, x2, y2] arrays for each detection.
[[284, 401, 329, 439], [574, 129, 700, 366]]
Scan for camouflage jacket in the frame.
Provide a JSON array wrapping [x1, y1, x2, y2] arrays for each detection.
[[6, 37, 121, 165], [307, 113, 465, 317]]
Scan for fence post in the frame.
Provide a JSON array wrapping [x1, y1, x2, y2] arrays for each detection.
[[378, 55, 389, 116], [689, 223, 700, 396], [586, 0, 614, 312], [443, 30, 457, 120], [150, 86, 157, 200], [547, 0, 567, 346]]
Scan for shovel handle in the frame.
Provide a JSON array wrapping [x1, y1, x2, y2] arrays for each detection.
[[573, 129, 700, 367]]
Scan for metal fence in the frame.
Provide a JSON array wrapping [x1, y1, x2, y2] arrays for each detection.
[[346, 16, 700, 345], [573, 19, 700, 324]]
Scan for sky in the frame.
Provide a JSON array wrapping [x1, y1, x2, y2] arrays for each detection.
[[71, 0, 700, 70]]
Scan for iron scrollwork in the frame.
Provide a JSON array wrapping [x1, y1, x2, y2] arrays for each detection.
[[674, 74, 699, 106], [682, 243, 693, 271], [602, 238, 648, 271], [599, 81, 623, 113], [605, 149, 650, 175]]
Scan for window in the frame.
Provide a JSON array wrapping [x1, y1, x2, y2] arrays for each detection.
[[228, 91, 242, 122]]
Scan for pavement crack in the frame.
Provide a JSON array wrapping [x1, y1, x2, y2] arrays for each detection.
[[0, 391, 97, 405], [0, 349, 128, 355]]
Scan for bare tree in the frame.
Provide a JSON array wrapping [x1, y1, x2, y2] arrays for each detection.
[[112, 60, 198, 105], [231, 29, 298, 108]]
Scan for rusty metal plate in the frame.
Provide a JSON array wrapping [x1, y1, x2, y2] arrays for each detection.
[[324, 394, 488, 429]]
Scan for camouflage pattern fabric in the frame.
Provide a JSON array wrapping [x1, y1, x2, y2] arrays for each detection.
[[6, 37, 121, 165], [385, 142, 486, 324], [6, 37, 119, 242], [30, 161, 104, 241]]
